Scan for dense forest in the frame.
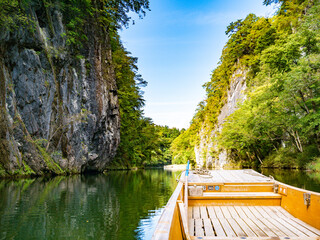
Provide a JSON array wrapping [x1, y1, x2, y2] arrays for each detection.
[[0, 0, 181, 177], [171, 0, 320, 170], [1, 0, 320, 176], [110, 32, 181, 168]]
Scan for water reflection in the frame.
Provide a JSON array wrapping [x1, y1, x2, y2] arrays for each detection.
[[0, 170, 181, 240], [260, 168, 320, 193], [1, 168, 319, 240]]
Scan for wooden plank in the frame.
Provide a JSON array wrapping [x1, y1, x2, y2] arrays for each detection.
[[274, 216, 309, 237], [278, 216, 319, 237], [189, 198, 281, 206], [240, 206, 256, 219], [178, 202, 191, 240], [220, 206, 232, 219], [254, 206, 271, 218], [223, 184, 274, 192], [258, 217, 287, 237], [215, 171, 228, 182], [234, 206, 248, 219], [276, 180, 320, 230], [233, 217, 257, 237], [202, 192, 281, 198], [211, 218, 226, 237], [274, 206, 294, 218], [228, 171, 246, 182], [213, 206, 224, 219], [218, 171, 237, 182], [219, 218, 237, 237], [227, 218, 247, 237], [250, 218, 278, 237], [207, 206, 217, 219], [189, 218, 195, 236], [195, 219, 204, 236], [152, 181, 183, 240], [289, 217, 320, 236], [200, 206, 208, 219], [203, 218, 215, 236], [248, 206, 264, 219], [193, 206, 200, 219], [263, 217, 296, 237], [266, 206, 320, 237], [188, 207, 193, 219], [241, 217, 268, 237], [266, 206, 287, 218], [227, 206, 240, 219], [209, 171, 225, 182], [190, 236, 320, 240]]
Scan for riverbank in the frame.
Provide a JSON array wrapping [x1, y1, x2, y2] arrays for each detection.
[[163, 164, 187, 171], [2, 160, 320, 179]]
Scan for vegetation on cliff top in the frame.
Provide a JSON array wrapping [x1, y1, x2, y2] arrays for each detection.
[[111, 32, 181, 167], [171, 0, 320, 170], [0, 0, 180, 174]]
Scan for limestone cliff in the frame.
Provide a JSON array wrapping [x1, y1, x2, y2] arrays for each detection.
[[195, 68, 247, 168], [0, 3, 120, 176]]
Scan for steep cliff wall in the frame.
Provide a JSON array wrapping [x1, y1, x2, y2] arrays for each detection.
[[0, 3, 120, 176], [195, 68, 247, 168]]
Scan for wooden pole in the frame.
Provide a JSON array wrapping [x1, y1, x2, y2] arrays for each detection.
[[184, 161, 189, 220]]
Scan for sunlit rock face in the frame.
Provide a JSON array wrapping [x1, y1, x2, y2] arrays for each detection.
[[0, 3, 120, 176], [195, 69, 247, 168]]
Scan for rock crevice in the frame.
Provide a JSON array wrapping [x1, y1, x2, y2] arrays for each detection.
[[0, 4, 120, 176]]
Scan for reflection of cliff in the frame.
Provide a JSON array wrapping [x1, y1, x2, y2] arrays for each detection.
[[0, 175, 121, 239], [195, 69, 247, 168], [0, 170, 179, 239]]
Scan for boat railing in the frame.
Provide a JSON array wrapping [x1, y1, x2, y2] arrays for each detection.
[[177, 161, 191, 240]]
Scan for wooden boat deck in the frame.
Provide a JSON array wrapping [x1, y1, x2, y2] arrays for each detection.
[[152, 169, 320, 240], [187, 169, 273, 184], [188, 205, 320, 239]]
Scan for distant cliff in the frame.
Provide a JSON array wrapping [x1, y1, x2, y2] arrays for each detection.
[[0, 1, 120, 176], [171, 0, 320, 169], [194, 68, 247, 168]]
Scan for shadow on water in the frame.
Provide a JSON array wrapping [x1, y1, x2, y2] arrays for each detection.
[[0, 169, 182, 240], [259, 168, 320, 193]]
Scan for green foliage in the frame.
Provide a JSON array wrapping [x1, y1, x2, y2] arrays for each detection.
[[58, 0, 149, 48], [151, 125, 181, 165], [35, 141, 63, 174], [171, 0, 320, 168], [0, 0, 31, 30], [219, 0, 320, 168], [307, 156, 320, 171], [111, 33, 181, 167], [170, 127, 197, 165]]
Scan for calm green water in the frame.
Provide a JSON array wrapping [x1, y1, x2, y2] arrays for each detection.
[[0, 170, 181, 240], [259, 168, 320, 193], [0, 169, 319, 240]]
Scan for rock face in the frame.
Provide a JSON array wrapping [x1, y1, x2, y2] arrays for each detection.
[[195, 69, 247, 168], [0, 4, 120, 176]]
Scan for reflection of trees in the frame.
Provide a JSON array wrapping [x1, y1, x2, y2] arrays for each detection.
[[0, 170, 181, 240], [260, 169, 320, 193]]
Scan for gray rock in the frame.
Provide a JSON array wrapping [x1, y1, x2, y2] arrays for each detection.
[[0, 3, 120, 176], [195, 69, 247, 168]]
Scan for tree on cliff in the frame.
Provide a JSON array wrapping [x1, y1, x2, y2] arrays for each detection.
[[170, 0, 320, 169]]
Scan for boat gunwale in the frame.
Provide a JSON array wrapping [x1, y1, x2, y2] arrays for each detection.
[[152, 170, 320, 239], [151, 173, 185, 240], [274, 180, 320, 196]]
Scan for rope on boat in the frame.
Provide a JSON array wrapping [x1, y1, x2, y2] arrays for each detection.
[[193, 168, 212, 178]]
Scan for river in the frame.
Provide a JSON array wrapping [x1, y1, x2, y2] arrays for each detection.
[[0, 168, 319, 240]]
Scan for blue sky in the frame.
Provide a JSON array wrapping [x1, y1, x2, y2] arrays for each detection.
[[120, 0, 276, 129]]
